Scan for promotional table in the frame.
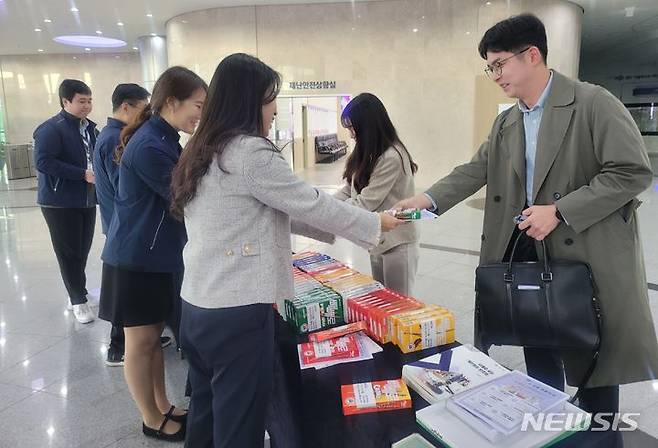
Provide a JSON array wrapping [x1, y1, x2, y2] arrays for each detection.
[[267, 316, 658, 448]]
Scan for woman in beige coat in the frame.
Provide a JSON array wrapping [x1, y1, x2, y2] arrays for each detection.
[[334, 93, 420, 295]]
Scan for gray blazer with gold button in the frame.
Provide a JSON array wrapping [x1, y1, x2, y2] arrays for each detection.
[[181, 135, 381, 309], [334, 146, 419, 255]]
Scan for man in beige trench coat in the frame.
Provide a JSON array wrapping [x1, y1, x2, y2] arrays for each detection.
[[397, 13, 658, 417]]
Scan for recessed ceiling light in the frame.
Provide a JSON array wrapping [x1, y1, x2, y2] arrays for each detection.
[[181, 20, 188, 24], [44, 19, 52, 23], [117, 22, 124, 26], [466, 31, 471, 35], [70, 7, 79, 12], [132, 46, 139, 50], [37, 49, 44, 52], [412, 28, 419, 33], [84, 47, 91, 51], [146, 13, 153, 18], [150, 33, 157, 37], [34, 28, 42, 32], [485, 1, 492, 5], [95, 30, 103, 35], [54, 35, 127, 48]]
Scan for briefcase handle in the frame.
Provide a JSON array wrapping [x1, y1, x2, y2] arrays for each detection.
[[505, 231, 552, 282]]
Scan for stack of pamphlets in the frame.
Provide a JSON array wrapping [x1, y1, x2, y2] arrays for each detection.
[[402, 344, 509, 403], [297, 331, 382, 370], [415, 369, 589, 447], [341, 379, 412, 415], [446, 370, 570, 442]]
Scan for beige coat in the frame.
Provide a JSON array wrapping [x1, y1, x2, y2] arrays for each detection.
[[335, 146, 419, 256], [426, 71, 658, 387]]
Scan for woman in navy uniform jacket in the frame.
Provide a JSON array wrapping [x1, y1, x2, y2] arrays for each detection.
[[99, 67, 207, 442]]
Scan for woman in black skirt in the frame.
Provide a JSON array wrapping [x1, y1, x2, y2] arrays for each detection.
[[99, 66, 207, 442]]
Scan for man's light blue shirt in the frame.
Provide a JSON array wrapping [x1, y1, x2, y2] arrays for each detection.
[[423, 71, 554, 212], [519, 71, 553, 205]]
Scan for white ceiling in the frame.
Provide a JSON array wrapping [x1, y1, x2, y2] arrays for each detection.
[[0, 0, 370, 55], [0, 0, 655, 59]]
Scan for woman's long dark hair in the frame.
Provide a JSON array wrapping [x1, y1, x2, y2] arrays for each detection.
[[170, 53, 281, 219], [114, 66, 208, 163], [341, 93, 417, 193]]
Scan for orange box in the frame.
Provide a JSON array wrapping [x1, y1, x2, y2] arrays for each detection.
[[341, 379, 412, 415], [308, 321, 368, 343], [370, 299, 423, 343]]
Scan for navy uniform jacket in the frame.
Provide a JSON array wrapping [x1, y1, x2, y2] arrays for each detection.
[[93, 117, 124, 234], [102, 115, 186, 273], [33, 110, 98, 208]]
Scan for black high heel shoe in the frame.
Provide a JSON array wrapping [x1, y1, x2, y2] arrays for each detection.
[[142, 411, 186, 442], [163, 404, 188, 424]]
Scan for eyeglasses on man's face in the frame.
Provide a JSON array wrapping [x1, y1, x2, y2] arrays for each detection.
[[484, 47, 531, 79]]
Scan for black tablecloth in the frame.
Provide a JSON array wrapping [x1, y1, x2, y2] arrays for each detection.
[[267, 315, 652, 448]]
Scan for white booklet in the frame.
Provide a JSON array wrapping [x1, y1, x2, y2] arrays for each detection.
[[402, 344, 509, 403], [417, 398, 590, 448], [446, 370, 570, 443]]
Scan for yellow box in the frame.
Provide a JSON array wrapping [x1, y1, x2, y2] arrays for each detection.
[[389, 305, 450, 346], [394, 309, 455, 353], [395, 308, 454, 344]]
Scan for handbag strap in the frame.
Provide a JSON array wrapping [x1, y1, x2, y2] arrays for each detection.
[[505, 231, 552, 282], [507, 229, 603, 403], [569, 295, 603, 404]]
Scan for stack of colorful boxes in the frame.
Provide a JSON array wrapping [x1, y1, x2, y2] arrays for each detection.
[[347, 289, 423, 344], [286, 252, 455, 353]]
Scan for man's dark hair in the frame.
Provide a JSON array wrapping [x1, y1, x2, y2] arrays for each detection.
[[58, 79, 92, 108], [478, 13, 548, 63], [111, 83, 150, 112]]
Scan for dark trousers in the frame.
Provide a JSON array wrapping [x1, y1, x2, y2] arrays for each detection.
[[181, 301, 274, 448], [109, 269, 183, 353], [503, 226, 620, 417], [41, 207, 96, 305]]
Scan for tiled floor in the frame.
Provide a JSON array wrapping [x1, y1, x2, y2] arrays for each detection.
[[1, 161, 658, 447]]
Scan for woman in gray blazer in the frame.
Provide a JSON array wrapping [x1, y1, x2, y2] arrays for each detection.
[[334, 93, 420, 295], [170, 54, 402, 448]]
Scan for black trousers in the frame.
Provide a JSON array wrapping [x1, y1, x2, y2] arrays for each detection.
[[181, 301, 274, 448], [504, 226, 620, 417], [109, 269, 183, 353], [41, 207, 96, 305]]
